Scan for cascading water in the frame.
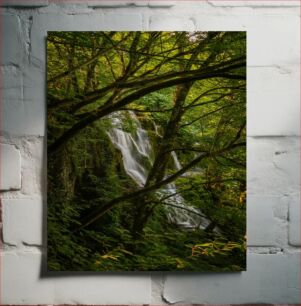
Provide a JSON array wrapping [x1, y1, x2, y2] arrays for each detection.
[[108, 111, 211, 230], [107, 112, 153, 187], [171, 151, 182, 171]]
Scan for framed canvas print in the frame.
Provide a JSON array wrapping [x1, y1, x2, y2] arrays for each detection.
[[47, 31, 246, 271]]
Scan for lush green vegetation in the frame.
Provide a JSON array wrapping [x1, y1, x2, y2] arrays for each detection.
[[47, 31, 246, 271]]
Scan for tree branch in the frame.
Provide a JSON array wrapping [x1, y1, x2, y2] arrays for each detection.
[[180, 101, 244, 128], [75, 141, 245, 231], [49, 66, 246, 154]]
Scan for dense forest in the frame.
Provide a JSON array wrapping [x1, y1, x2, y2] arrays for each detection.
[[47, 31, 246, 271]]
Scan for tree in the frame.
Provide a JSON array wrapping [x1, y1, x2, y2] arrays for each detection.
[[47, 31, 246, 272]]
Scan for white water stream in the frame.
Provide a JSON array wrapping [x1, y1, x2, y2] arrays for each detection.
[[108, 111, 211, 230]]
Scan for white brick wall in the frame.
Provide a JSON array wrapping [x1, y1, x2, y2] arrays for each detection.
[[0, 144, 21, 190], [1, 13, 24, 65], [2, 251, 151, 304], [0, 0, 49, 6], [0, 1, 300, 304], [162, 253, 300, 304], [2, 198, 43, 246]]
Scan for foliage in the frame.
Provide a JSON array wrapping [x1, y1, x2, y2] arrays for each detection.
[[47, 31, 246, 271]]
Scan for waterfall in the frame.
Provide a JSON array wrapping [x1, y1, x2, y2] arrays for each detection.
[[171, 151, 182, 171], [108, 112, 153, 187], [108, 111, 211, 230]]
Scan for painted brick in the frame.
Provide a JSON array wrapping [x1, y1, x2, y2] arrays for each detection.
[[133, 1, 152, 6], [0, 65, 22, 102], [193, 12, 247, 32], [193, 11, 299, 67], [248, 137, 299, 196], [207, 0, 300, 7], [2, 13, 24, 65], [151, 274, 164, 304], [246, 13, 299, 67], [21, 65, 46, 136], [2, 252, 55, 304], [148, 1, 176, 7], [2, 251, 151, 304], [86, 0, 175, 7], [0, 143, 21, 191], [248, 66, 300, 136], [101, 12, 143, 30], [1, 66, 23, 135], [1, 65, 46, 136], [37, 3, 94, 14], [163, 253, 300, 304], [288, 194, 300, 246], [87, 1, 148, 7], [149, 15, 195, 31], [53, 272, 151, 304], [20, 137, 45, 196], [0, 0, 48, 6], [2, 199, 43, 246], [247, 195, 286, 247]]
